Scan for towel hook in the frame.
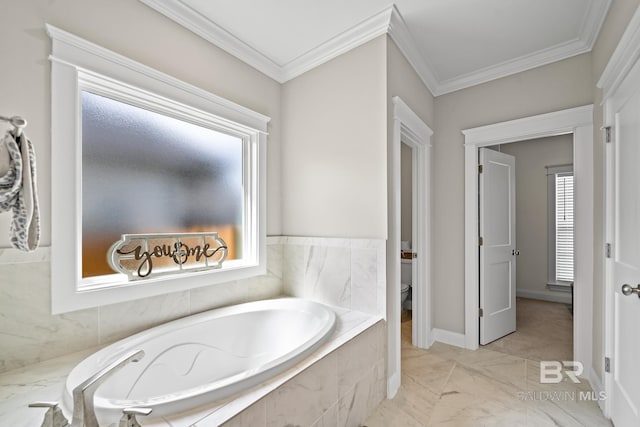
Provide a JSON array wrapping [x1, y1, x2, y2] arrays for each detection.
[[0, 115, 27, 137]]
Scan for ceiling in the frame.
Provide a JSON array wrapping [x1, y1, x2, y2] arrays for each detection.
[[140, 0, 611, 95]]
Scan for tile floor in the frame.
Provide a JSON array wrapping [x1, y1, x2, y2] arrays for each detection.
[[365, 298, 611, 426], [483, 298, 573, 362]]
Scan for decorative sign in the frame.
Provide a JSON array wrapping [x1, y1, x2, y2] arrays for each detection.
[[108, 232, 228, 280]]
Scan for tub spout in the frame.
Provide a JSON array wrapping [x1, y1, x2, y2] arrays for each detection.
[[28, 402, 69, 427], [71, 349, 145, 427], [119, 407, 152, 427]]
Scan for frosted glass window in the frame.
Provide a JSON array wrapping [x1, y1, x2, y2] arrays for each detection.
[[49, 29, 267, 313], [81, 91, 243, 278]]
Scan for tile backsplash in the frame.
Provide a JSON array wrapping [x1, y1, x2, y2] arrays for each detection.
[[279, 237, 386, 318], [0, 236, 386, 373]]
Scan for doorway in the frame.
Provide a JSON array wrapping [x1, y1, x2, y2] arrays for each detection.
[[400, 142, 414, 340], [387, 96, 433, 399], [462, 105, 594, 378], [478, 137, 575, 362]]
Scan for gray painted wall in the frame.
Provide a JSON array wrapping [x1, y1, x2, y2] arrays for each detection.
[[281, 37, 388, 239], [433, 53, 593, 333], [499, 135, 574, 301]]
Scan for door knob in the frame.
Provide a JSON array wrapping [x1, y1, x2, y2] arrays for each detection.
[[621, 284, 640, 298], [511, 249, 520, 256]]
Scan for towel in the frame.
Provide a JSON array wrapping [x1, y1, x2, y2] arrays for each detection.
[[0, 130, 40, 251]]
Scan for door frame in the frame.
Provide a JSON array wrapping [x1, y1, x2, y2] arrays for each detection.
[[387, 96, 433, 398], [599, 5, 640, 418], [462, 105, 594, 374]]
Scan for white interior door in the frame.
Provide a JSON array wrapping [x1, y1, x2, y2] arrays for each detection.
[[608, 60, 640, 427], [479, 148, 516, 345]]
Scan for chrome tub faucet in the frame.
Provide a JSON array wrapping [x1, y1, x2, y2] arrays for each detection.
[[30, 349, 150, 427]]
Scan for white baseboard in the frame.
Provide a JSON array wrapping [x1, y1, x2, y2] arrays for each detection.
[[588, 367, 603, 392], [431, 328, 466, 348], [516, 289, 572, 304], [589, 367, 608, 415], [387, 372, 400, 399]]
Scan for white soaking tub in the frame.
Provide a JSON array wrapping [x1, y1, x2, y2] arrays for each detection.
[[61, 298, 336, 424]]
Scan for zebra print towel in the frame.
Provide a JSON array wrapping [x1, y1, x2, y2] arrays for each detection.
[[0, 131, 40, 252]]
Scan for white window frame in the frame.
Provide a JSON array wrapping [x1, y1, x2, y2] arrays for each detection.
[[546, 164, 574, 289], [47, 25, 269, 314]]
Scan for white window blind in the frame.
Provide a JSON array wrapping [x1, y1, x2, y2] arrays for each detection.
[[555, 172, 574, 282]]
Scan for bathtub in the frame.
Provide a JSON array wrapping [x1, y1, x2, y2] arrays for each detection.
[[61, 298, 336, 424]]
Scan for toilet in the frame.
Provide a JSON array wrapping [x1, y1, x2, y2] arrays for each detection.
[[401, 282, 411, 310], [401, 259, 412, 311]]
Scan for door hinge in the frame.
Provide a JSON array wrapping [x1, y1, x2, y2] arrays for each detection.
[[479, 308, 484, 317], [606, 243, 612, 258], [479, 236, 484, 246], [604, 126, 612, 143], [478, 164, 484, 174], [605, 357, 611, 373]]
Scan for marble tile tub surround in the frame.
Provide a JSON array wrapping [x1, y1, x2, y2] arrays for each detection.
[[278, 236, 386, 318], [0, 306, 384, 427], [0, 235, 384, 374], [221, 320, 385, 427], [0, 240, 284, 374]]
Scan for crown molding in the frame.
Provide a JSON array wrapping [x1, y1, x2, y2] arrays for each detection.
[[436, 37, 592, 95], [597, 4, 640, 101], [280, 6, 394, 81], [138, 0, 284, 81], [580, 0, 612, 49], [423, 0, 611, 95], [139, 0, 395, 83], [139, 1, 431, 85], [139, 0, 611, 96], [387, 5, 439, 95]]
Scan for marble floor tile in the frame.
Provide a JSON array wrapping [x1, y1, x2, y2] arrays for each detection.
[[364, 298, 611, 427], [482, 298, 573, 362], [389, 374, 441, 422], [401, 348, 455, 396], [448, 347, 527, 390], [425, 363, 528, 426], [526, 399, 611, 427], [364, 398, 426, 427]]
